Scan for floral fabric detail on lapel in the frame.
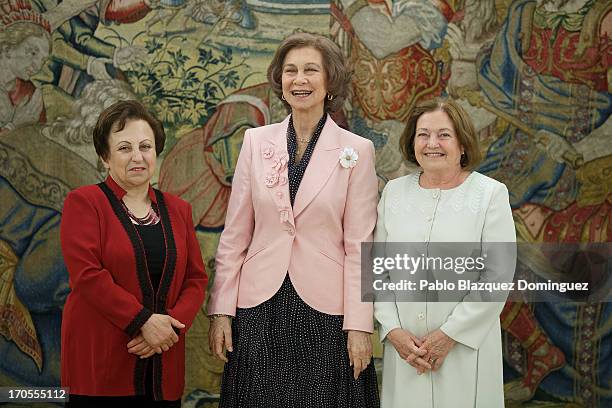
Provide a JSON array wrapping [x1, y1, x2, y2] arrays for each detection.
[[262, 144, 287, 188], [261, 140, 293, 226], [264, 172, 279, 188], [262, 146, 274, 159], [272, 154, 288, 172]]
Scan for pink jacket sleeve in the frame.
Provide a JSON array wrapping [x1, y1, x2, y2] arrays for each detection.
[[342, 140, 378, 332]]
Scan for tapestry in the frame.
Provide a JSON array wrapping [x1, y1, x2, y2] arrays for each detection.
[[0, 0, 609, 406]]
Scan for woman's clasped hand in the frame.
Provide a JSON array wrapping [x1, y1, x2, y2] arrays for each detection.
[[127, 314, 186, 358], [387, 328, 456, 375]]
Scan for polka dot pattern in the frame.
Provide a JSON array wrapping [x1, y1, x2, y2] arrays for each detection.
[[219, 276, 380, 408], [286, 113, 327, 206]]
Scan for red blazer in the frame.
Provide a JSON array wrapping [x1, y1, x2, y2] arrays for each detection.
[[60, 176, 207, 400]]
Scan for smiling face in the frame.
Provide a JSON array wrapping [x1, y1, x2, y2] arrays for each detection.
[[102, 119, 157, 190], [281, 46, 328, 116], [413, 109, 464, 174], [6, 36, 50, 80]]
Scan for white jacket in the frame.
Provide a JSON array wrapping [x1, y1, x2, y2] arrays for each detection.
[[374, 171, 516, 408]]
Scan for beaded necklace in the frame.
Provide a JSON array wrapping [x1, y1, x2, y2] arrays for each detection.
[[121, 201, 160, 225]]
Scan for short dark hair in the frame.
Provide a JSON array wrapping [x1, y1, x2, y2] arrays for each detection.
[[93, 100, 165, 160], [267, 32, 351, 113], [399, 98, 482, 170]]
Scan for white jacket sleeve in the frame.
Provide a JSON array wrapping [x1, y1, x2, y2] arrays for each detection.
[[440, 183, 517, 349]]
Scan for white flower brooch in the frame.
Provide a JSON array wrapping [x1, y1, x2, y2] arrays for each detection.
[[339, 147, 358, 168]]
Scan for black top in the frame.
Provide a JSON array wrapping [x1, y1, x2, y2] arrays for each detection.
[[135, 223, 166, 293], [286, 114, 327, 206]]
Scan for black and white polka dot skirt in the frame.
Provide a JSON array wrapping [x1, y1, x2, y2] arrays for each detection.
[[219, 275, 380, 408]]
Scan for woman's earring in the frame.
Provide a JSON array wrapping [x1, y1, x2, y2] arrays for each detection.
[[281, 94, 286, 101], [327, 94, 334, 101]]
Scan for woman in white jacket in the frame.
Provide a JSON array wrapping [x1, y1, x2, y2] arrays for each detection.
[[374, 98, 516, 408]]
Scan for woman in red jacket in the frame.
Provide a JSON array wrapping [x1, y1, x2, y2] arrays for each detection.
[[60, 100, 207, 407]]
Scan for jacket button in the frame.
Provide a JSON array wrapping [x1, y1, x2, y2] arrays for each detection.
[[418, 312, 425, 320], [288, 228, 295, 236]]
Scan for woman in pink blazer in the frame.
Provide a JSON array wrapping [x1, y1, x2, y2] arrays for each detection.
[[207, 33, 380, 407]]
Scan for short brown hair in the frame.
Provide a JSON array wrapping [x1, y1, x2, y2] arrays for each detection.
[[399, 98, 482, 170], [267, 32, 351, 113], [93, 100, 165, 160]]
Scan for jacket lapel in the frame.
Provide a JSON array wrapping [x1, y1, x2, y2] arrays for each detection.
[[293, 115, 341, 218], [261, 116, 295, 229]]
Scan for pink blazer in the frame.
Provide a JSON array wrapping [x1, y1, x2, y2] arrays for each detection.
[[208, 115, 378, 332]]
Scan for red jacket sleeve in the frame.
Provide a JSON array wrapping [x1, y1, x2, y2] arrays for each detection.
[[167, 204, 207, 333], [60, 189, 152, 336]]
